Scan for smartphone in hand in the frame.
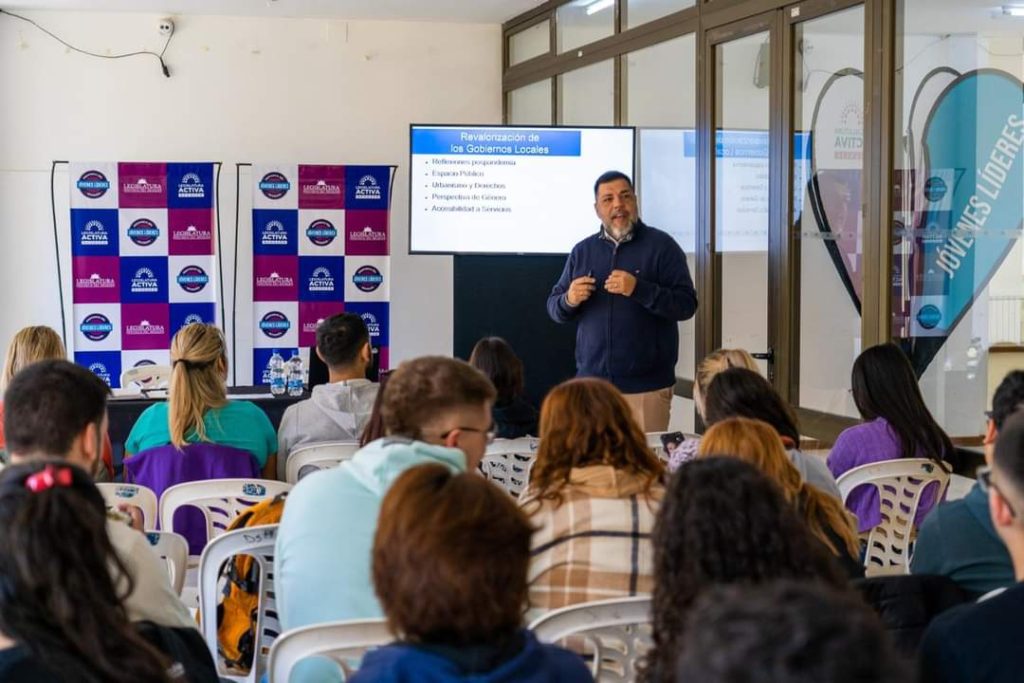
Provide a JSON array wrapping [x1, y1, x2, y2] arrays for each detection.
[[660, 431, 686, 459]]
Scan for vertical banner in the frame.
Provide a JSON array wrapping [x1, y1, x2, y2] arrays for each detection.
[[251, 164, 392, 385], [895, 69, 1023, 375], [70, 162, 219, 388]]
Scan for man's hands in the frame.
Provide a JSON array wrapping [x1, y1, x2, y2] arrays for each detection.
[[566, 276, 596, 307], [604, 270, 636, 297], [567, 270, 637, 306]]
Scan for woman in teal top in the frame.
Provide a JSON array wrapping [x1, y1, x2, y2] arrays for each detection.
[[125, 323, 278, 478]]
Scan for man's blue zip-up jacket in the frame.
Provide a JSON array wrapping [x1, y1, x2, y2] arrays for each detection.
[[547, 221, 697, 394]]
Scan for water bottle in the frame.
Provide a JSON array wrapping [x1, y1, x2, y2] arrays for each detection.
[[287, 353, 304, 397], [268, 351, 286, 396]]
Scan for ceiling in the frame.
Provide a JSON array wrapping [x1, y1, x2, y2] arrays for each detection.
[[0, 0, 549, 24]]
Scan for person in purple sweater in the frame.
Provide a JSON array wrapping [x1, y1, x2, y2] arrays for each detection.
[[827, 343, 954, 533]]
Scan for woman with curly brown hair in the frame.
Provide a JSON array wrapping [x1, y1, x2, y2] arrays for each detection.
[[521, 377, 665, 619], [640, 457, 847, 683]]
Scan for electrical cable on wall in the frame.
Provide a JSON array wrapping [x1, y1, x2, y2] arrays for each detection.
[[0, 8, 173, 77]]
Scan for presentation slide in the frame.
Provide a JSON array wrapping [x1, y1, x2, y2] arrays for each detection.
[[409, 125, 635, 254]]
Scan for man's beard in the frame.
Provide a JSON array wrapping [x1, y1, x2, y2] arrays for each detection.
[[605, 217, 636, 239]]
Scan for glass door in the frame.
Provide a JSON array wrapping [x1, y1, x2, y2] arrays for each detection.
[[789, 2, 866, 417], [709, 16, 777, 379]]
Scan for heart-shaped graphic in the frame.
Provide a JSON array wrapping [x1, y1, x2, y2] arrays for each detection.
[[900, 69, 1023, 376], [809, 68, 866, 313]]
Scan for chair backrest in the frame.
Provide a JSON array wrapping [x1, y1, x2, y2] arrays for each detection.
[[530, 596, 652, 682], [480, 437, 539, 496], [645, 432, 671, 464], [199, 524, 280, 683], [96, 482, 159, 530], [159, 478, 292, 557], [126, 443, 264, 555], [120, 364, 172, 392], [267, 619, 391, 683], [284, 441, 360, 484], [145, 530, 189, 595], [836, 458, 951, 576]]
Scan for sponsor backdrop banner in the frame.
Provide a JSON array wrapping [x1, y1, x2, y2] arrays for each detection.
[[251, 164, 392, 385], [70, 162, 219, 388]]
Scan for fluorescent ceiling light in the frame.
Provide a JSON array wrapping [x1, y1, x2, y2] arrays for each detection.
[[1004, 5, 1024, 16], [586, 0, 615, 16]]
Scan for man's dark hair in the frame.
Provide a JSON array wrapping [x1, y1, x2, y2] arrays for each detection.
[[991, 370, 1024, 431], [381, 357, 496, 440], [3, 360, 110, 458], [316, 313, 370, 369], [675, 581, 909, 683], [994, 410, 1024, 495], [593, 170, 634, 197]]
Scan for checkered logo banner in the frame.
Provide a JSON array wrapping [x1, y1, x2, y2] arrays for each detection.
[[251, 164, 392, 384], [70, 162, 219, 388]]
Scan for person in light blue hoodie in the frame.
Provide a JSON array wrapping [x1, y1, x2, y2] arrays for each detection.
[[275, 356, 497, 682], [349, 463, 591, 683]]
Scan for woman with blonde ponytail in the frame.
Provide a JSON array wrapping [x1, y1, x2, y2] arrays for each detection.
[[125, 324, 277, 478], [697, 417, 863, 578]]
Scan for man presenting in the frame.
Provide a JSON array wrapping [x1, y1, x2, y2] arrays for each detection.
[[547, 170, 697, 431]]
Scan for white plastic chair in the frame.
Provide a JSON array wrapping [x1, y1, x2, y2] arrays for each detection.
[[159, 479, 292, 556], [267, 619, 391, 683], [144, 530, 189, 596], [836, 458, 951, 576], [120, 364, 172, 392], [530, 596, 652, 682], [199, 524, 280, 683], [480, 437, 539, 496], [97, 482, 159, 530], [284, 441, 360, 484]]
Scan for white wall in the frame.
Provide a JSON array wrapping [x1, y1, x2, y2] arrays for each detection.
[[0, 11, 502, 378]]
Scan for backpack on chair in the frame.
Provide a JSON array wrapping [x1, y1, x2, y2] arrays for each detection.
[[215, 491, 287, 672]]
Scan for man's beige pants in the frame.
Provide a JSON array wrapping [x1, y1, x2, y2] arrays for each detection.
[[623, 387, 672, 432]]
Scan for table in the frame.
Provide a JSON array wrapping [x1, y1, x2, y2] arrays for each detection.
[[107, 386, 307, 469]]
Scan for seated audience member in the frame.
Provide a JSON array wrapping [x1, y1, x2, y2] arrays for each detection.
[[351, 464, 591, 682], [641, 457, 845, 683], [469, 337, 538, 439], [703, 367, 841, 498], [676, 582, 910, 683], [126, 323, 277, 478], [4, 360, 193, 630], [275, 357, 496, 682], [919, 411, 1024, 683], [669, 347, 759, 470], [698, 417, 862, 577], [277, 313, 378, 478], [0, 325, 113, 478], [828, 343, 953, 533], [358, 369, 392, 447], [912, 371, 1024, 594], [521, 378, 664, 617], [0, 461, 211, 682]]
